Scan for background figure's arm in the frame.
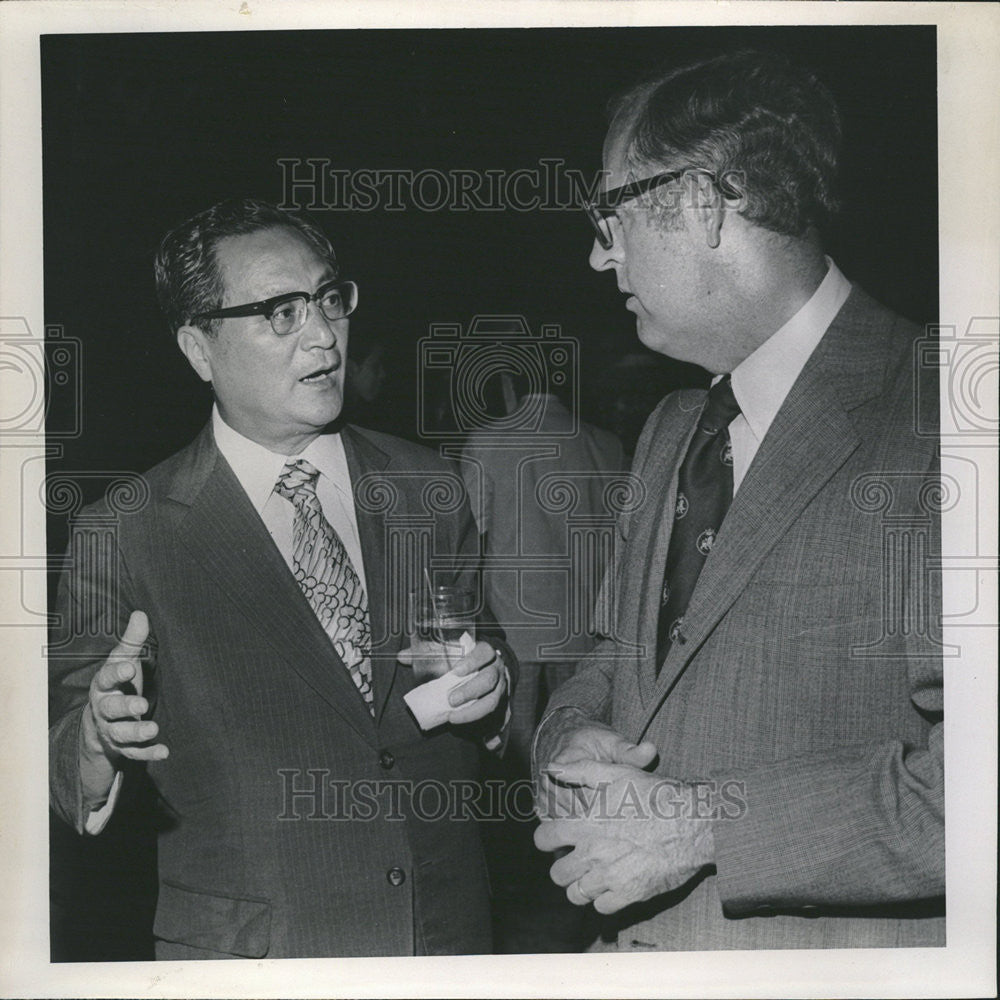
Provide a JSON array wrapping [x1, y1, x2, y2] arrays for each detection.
[[533, 396, 672, 789], [447, 456, 517, 748], [458, 443, 492, 540]]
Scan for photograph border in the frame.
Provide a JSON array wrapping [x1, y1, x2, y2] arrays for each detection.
[[1, 2, 996, 998]]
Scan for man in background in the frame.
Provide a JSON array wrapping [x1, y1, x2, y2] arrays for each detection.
[[462, 368, 625, 951], [343, 328, 389, 428]]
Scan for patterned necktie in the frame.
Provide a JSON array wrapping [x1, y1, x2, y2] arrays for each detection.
[[655, 376, 742, 670], [275, 458, 374, 711]]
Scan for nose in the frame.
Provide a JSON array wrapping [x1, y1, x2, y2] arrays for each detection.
[[589, 232, 621, 272], [298, 302, 343, 353]]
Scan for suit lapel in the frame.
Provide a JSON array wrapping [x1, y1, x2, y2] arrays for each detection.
[[169, 425, 378, 745], [341, 425, 398, 724], [636, 289, 887, 738]]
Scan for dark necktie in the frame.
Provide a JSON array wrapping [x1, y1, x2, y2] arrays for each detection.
[[655, 376, 742, 669], [275, 458, 374, 711]]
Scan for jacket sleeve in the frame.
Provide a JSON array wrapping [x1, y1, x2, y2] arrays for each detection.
[[711, 710, 943, 911], [711, 446, 945, 911], [48, 507, 150, 834], [448, 459, 518, 750]]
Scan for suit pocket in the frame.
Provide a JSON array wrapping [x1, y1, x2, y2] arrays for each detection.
[[153, 879, 271, 958]]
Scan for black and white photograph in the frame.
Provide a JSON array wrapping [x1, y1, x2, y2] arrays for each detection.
[[0, 2, 996, 997]]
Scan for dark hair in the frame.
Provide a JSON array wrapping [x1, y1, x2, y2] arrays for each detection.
[[610, 50, 842, 237], [153, 197, 338, 335]]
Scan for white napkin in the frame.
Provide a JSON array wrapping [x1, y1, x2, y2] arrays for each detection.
[[403, 631, 476, 730]]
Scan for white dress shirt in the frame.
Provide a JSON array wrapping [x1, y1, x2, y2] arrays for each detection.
[[211, 407, 369, 595], [725, 258, 852, 493]]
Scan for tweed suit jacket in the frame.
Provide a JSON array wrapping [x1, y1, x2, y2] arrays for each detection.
[[540, 287, 944, 950], [49, 422, 507, 958]]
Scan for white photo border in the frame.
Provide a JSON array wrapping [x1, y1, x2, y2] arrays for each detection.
[[0, 2, 996, 998]]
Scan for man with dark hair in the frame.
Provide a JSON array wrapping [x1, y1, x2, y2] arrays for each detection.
[[49, 198, 513, 958], [533, 51, 944, 951]]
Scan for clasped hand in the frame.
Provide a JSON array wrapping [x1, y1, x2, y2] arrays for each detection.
[[534, 722, 715, 914]]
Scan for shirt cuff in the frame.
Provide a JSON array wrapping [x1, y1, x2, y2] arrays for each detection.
[[83, 770, 123, 835]]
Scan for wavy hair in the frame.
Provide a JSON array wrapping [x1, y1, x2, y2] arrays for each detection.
[[610, 50, 842, 237], [154, 197, 338, 336]]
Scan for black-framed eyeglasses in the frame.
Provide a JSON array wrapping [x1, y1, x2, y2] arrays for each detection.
[[584, 171, 686, 249], [191, 279, 358, 337], [584, 169, 740, 249]]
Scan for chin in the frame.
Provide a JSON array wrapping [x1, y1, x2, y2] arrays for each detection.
[[302, 396, 343, 429], [635, 320, 671, 358], [636, 320, 705, 367]]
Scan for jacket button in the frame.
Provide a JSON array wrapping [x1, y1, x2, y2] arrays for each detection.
[[387, 866, 406, 887], [379, 750, 395, 770]]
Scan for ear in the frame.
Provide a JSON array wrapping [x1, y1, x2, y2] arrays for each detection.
[[691, 173, 727, 250], [176, 324, 214, 383]]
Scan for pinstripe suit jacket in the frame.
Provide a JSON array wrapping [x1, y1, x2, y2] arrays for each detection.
[[49, 423, 503, 958], [541, 287, 945, 950]]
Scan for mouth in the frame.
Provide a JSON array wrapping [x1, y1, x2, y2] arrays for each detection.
[[299, 362, 340, 385]]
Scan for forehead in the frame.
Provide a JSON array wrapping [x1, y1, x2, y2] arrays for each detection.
[[601, 118, 635, 189], [214, 225, 333, 302]]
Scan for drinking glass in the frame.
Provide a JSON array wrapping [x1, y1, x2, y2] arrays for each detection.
[[405, 585, 477, 682]]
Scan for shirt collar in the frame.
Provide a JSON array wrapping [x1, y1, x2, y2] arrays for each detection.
[[211, 406, 351, 514], [298, 429, 352, 502], [727, 258, 852, 444]]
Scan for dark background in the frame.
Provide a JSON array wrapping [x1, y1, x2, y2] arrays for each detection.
[[43, 25, 937, 960]]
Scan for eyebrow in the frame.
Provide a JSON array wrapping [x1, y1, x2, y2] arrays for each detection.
[[252, 271, 338, 300]]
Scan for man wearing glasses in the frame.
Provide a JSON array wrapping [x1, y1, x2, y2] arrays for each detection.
[[533, 51, 944, 950], [48, 198, 511, 958]]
